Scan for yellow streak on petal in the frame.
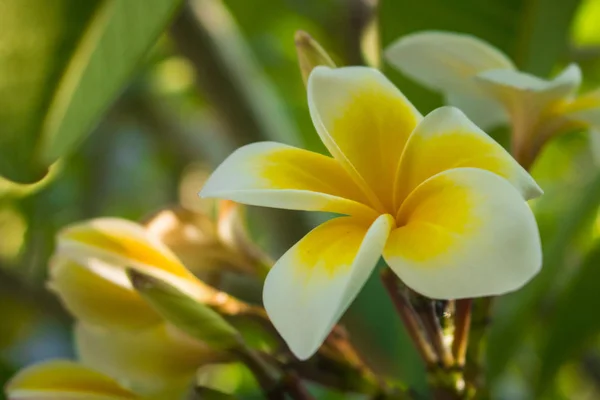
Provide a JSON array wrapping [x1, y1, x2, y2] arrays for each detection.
[[398, 130, 512, 202], [391, 175, 478, 262], [49, 257, 160, 329], [6, 360, 138, 398], [329, 80, 419, 212], [551, 93, 600, 115], [260, 147, 370, 206], [62, 228, 190, 279], [294, 217, 373, 278]]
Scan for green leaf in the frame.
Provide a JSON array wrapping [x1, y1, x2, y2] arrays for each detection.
[[379, 0, 582, 113], [0, 0, 182, 183], [127, 268, 242, 351], [487, 169, 600, 381], [534, 241, 600, 396]]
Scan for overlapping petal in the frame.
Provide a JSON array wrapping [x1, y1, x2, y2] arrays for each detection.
[[385, 31, 515, 94], [200, 142, 377, 219], [75, 323, 217, 397], [57, 218, 201, 296], [263, 214, 394, 360], [394, 106, 542, 206], [5, 360, 140, 400], [558, 88, 600, 128], [476, 64, 582, 121], [49, 256, 161, 330], [308, 66, 422, 212], [445, 92, 508, 130], [53, 218, 250, 328], [384, 168, 541, 299]]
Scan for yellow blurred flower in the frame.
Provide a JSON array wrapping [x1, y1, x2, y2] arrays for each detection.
[[49, 217, 254, 330], [46, 217, 259, 396], [5, 360, 142, 400], [75, 322, 226, 397]]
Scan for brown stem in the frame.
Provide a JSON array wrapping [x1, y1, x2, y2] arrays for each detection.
[[410, 292, 454, 368], [511, 125, 536, 170], [279, 373, 317, 400], [380, 268, 438, 366], [235, 346, 314, 400], [452, 299, 473, 367], [325, 325, 381, 384]]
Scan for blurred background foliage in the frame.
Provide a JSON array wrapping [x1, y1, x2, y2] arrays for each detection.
[[2, 0, 600, 398]]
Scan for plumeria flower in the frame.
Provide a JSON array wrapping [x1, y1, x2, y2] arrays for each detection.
[[50, 218, 252, 330], [200, 66, 543, 359], [385, 31, 600, 168], [5, 360, 142, 400]]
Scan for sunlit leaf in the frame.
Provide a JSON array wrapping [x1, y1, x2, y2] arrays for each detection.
[[0, 0, 182, 183]]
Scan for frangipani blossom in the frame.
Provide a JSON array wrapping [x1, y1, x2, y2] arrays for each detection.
[[385, 31, 600, 167], [200, 66, 543, 360], [50, 218, 251, 330], [5, 360, 141, 400]]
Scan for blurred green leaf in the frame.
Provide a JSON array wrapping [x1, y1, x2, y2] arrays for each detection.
[[127, 269, 242, 351], [379, 0, 582, 113], [0, 0, 182, 183], [196, 363, 260, 398], [535, 241, 600, 395], [488, 170, 600, 381]]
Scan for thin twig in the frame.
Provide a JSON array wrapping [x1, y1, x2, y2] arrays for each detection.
[[452, 299, 472, 367], [234, 346, 314, 400], [380, 268, 438, 366], [326, 325, 380, 384], [410, 292, 455, 368]]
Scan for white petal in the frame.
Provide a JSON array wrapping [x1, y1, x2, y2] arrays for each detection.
[[445, 92, 508, 130], [200, 141, 377, 219], [263, 214, 393, 359], [384, 168, 542, 299], [385, 31, 515, 95], [395, 106, 542, 205], [476, 64, 582, 113], [307, 66, 422, 212]]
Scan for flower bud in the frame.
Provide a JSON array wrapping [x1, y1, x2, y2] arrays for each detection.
[[295, 30, 336, 85]]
